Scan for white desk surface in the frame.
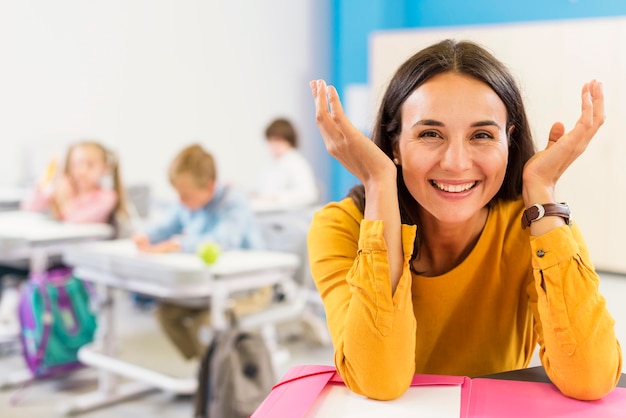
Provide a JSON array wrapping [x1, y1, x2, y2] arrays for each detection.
[[0, 211, 113, 248], [62, 239, 300, 287], [0, 211, 114, 272], [0, 186, 26, 209], [305, 384, 462, 418]]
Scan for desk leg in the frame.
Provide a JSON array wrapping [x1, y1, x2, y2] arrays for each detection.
[[56, 380, 157, 416], [97, 284, 117, 394], [29, 248, 49, 274], [211, 283, 229, 330], [57, 285, 155, 415]]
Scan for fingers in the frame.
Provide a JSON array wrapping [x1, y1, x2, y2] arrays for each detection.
[[590, 80, 606, 127], [547, 122, 565, 147], [310, 79, 360, 159], [579, 79, 605, 131], [311, 80, 340, 140], [553, 79, 605, 158]]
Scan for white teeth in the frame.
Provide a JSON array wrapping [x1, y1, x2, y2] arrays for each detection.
[[432, 180, 476, 193]]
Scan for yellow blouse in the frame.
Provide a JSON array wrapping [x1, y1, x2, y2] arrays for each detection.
[[308, 197, 622, 401]]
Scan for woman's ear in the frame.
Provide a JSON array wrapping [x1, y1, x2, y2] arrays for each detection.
[[507, 124, 515, 146], [392, 144, 400, 165]]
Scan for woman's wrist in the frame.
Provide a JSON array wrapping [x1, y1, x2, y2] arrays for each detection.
[[363, 179, 398, 220], [521, 184, 570, 235], [522, 182, 556, 208]]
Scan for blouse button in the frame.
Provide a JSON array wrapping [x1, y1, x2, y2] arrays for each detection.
[[537, 250, 545, 257]]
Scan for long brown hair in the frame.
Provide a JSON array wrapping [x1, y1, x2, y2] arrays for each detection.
[[348, 39, 536, 261]]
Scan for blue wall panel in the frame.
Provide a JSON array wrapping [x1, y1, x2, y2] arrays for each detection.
[[326, 0, 626, 201]]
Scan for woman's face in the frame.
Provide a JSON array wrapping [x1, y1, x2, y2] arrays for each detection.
[[394, 72, 510, 226]]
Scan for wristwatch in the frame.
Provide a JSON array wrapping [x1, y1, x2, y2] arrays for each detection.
[[521, 203, 571, 229]]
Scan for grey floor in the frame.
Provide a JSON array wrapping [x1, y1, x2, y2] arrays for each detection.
[[1, 272, 626, 417]]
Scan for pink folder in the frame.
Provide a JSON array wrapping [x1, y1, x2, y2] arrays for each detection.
[[252, 365, 626, 418], [467, 377, 626, 417]]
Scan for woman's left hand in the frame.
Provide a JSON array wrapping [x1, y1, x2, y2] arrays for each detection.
[[522, 80, 605, 205]]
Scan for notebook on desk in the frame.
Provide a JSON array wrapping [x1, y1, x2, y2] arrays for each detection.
[[252, 365, 626, 418]]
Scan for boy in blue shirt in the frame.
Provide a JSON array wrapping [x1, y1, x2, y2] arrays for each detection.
[[132, 143, 266, 360]]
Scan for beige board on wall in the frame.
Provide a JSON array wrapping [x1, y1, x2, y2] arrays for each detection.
[[369, 16, 626, 273]]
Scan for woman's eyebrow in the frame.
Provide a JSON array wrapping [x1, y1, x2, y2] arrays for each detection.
[[471, 120, 501, 129], [411, 119, 502, 129], [411, 119, 444, 128]]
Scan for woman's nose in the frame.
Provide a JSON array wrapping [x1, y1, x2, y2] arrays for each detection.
[[440, 139, 472, 172]]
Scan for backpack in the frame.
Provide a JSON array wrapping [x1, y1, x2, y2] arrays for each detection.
[[18, 267, 97, 378], [194, 328, 276, 418]]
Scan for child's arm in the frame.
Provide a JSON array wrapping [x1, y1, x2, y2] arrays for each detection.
[[21, 157, 61, 214], [133, 231, 181, 253], [60, 188, 117, 224], [137, 205, 184, 250], [179, 189, 256, 252], [20, 187, 53, 212]]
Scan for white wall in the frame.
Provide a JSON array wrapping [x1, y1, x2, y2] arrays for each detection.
[[370, 17, 626, 273], [0, 0, 330, 201]]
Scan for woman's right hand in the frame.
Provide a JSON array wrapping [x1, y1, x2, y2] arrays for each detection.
[[311, 80, 404, 294], [310, 80, 396, 187]]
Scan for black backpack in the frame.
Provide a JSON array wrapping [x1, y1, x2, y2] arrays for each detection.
[[194, 328, 276, 418]]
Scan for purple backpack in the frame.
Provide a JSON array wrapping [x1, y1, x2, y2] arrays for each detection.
[[18, 267, 97, 378]]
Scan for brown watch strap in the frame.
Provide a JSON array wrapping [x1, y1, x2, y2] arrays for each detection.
[[521, 203, 571, 229]]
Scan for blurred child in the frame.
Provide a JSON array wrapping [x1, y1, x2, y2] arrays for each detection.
[[21, 140, 127, 225], [132, 143, 267, 361], [0, 140, 127, 334], [251, 118, 319, 211]]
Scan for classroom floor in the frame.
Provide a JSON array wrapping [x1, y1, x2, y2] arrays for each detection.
[[1, 272, 626, 417], [0, 288, 335, 418]]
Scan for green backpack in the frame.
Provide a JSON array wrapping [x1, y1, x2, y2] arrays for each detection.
[[18, 267, 97, 378]]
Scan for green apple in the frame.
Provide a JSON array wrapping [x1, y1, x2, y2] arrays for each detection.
[[197, 242, 221, 264]]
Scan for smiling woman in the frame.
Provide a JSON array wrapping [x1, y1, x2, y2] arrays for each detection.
[[307, 39, 622, 403]]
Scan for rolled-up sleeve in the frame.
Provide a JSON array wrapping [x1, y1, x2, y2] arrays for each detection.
[[527, 223, 622, 400], [308, 202, 418, 400]]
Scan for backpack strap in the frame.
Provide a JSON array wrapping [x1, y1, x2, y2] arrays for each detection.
[[33, 274, 57, 375], [30, 268, 74, 376], [194, 333, 218, 418]]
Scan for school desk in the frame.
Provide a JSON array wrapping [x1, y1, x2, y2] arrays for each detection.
[[253, 365, 626, 418], [0, 211, 114, 389], [57, 239, 301, 416], [0, 210, 113, 272], [0, 187, 26, 211]]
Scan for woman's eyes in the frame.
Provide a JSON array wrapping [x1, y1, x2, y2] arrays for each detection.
[[417, 131, 495, 140], [472, 131, 495, 140], [418, 130, 442, 139]]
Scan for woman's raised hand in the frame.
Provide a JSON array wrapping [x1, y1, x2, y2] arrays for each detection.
[[310, 80, 396, 187], [522, 80, 605, 205]]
